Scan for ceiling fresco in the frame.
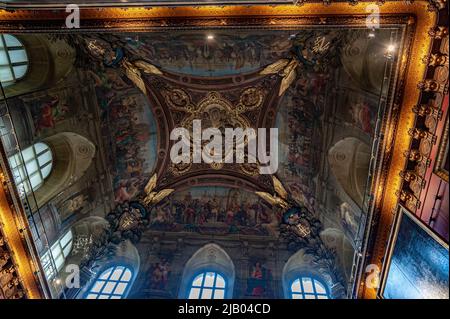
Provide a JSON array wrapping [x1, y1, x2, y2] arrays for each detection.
[[75, 28, 392, 247], [0, 21, 407, 298], [122, 31, 293, 76], [62, 28, 395, 197], [148, 186, 278, 236], [0, 0, 447, 302]]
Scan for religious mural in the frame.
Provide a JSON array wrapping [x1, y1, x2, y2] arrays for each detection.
[[90, 67, 158, 201], [246, 261, 273, 298], [147, 256, 172, 291], [1, 25, 405, 299], [30, 95, 70, 133], [149, 186, 280, 236], [122, 31, 293, 77], [274, 28, 386, 248]]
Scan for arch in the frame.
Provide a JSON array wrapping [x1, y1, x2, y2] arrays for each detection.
[[188, 271, 227, 299], [340, 31, 392, 94], [282, 249, 346, 299], [39, 228, 73, 280], [7, 141, 53, 195], [27, 132, 95, 211], [0, 34, 29, 87], [179, 243, 235, 299], [78, 239, 140, 300], [320, 228, 355, 283], [328, 137, 371, 207], [41, 216, 109, 298], [85, 265, 133, 299], [289, 276, 330, 299], [2, 34, 75, 98]]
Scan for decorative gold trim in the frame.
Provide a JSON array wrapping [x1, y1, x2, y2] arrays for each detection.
[[0, 156, 43, 299], [0, 1, 439, 300], [0, 3, 435, 26], [435, 118, 449, 182]]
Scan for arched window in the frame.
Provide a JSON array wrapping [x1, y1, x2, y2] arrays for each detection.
[[188, 271, 226, 299], [0, 34, 28, 87], [86, 266, 133, 299], [40, 229, 73, 280], [8, 142, 53, 195], [179, 244, 235, 299], [290, 276, 330, 299]]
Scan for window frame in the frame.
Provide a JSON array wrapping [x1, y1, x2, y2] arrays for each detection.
[[0, 34, 29, 86], [85, 265, 134, 300], [40, 229, 73, 280], [188, 270, 227, 300], [289, 275, 330, 300], [8, 142, 53, 195]]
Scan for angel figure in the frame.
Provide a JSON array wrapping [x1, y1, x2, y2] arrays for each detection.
[[255, 175, 313, 239], [142, 173, 175, 207], [85, 38, 162, 94]]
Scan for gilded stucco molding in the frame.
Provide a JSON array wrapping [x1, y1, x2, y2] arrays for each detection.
[[0, 147, 44, 299], [375, 0, 448, 301], [398, 24, 448, 212]]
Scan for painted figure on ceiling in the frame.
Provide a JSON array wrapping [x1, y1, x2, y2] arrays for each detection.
[[246, 261, 272, 297], [349, 100, 374, 135], [149, 258, 171, 290], [32, 95, 69, 133]]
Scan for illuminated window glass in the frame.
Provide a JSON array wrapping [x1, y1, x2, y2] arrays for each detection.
[[290, 276, 330, 299], [188, 271, 226, 299], [86, 266, 133, 299], [0, 34, 28, 86], [40, 230, 73, 280], [8, 142, 53, 195]]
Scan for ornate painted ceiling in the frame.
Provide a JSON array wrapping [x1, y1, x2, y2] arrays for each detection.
[[0, 1, 447, 300], [5, 24, 399, 268], [0, 6, 410, 292]]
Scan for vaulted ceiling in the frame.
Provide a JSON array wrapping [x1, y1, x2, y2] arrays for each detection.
[[0, 0, 446, 300], [40, 26, 401, 244]]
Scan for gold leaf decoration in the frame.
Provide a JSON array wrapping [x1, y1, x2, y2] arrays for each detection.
[[149, 189, 175, 205], [122, 59, 147, 94], [134, 60, 163, 75], [279, 59, 298, 96], [272, 175, 288, 200], [143, 192, 156, 206], [259, 59, 290, 75], [255, 191, 289, 209], [144, 173, 158, 194], [255, 191, 277, 205]]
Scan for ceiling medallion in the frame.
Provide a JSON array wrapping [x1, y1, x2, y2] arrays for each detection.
[[164, 89, 266, 176], [162, 88, 194, 112], [237, 87, 265, 112]]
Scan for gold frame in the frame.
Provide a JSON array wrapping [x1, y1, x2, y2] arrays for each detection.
[[379, 204, 449, 299], [0, 150, 44, 299], [0, 1, 439, 299], [435, 118, 449, 182]]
